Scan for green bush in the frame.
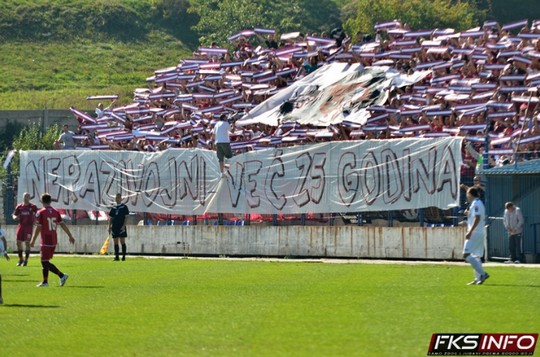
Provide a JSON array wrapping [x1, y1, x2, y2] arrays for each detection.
[[342, 0, 486, 37]]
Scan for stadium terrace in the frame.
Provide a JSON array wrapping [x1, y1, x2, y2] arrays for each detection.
[[58, 19, 540, 222], [68, 19, 539, 171]]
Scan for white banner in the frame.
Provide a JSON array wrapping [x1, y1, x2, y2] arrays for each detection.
[[18, 137, 463, 214]]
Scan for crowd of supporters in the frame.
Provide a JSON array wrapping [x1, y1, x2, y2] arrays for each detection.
[[66, 19, 540, 178]]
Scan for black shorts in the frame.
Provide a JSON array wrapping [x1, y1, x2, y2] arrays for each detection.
[[111, 228, 127, 239], [216, 143, 233, 162]]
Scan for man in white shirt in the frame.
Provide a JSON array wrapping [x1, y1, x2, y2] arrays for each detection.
[[212, 114, 233, 177], [503, 202, 524, 264], [95, 100, 116, 119], [95, 103, 105, 118], [463, 187, 490, 285]]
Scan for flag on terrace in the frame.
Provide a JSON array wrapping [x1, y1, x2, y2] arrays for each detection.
[[237, 63, 430, 128]]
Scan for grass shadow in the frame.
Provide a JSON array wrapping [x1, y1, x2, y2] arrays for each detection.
[[3, 304, 61, 308], [486, 283, 540, 288]]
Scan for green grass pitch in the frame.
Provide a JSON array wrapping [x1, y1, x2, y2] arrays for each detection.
[[0, 257, 538, 357]]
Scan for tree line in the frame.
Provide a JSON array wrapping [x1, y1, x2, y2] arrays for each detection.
[[2, 0, 537, 47]]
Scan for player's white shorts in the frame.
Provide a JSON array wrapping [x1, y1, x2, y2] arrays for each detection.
[[463, 233, 484, 257]]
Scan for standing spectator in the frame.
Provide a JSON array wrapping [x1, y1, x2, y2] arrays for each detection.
[[212, 114, 233, 177], [265, 33, 279, 49], [95, 100, 116, 118], [108, 193, 130, 261], [464, 142, 485, 177], [463, 187, 490, 285], [0, 224, 10, 304], [503, 202, 524, 264], [154, 114, 165, 131], [95, 103, 105, 118], [30, 193, 75, 287], [256, 32, 278, 49], [460, 175, 485, 202], [56, 124, 76, 150], [303, 57, 319, 74], [330, 27, 346, 47], [12, 192, 38, 266]]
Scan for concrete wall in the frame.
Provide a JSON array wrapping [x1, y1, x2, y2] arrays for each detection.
[[0, 109, 76, 131], [2, 225, 466, 260]]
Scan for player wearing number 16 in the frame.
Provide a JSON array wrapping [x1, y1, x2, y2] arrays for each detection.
[[30, 193, 75, 287]]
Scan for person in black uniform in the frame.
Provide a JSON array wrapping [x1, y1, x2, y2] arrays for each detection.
[[108, 193, 130, 261]]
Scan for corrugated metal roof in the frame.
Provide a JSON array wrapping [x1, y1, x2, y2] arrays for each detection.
[[481, 159, 540, 175]]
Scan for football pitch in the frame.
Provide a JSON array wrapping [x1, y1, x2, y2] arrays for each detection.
[[0, 256, 538, 357]]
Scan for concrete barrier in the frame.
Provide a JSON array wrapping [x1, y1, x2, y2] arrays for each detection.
[[2, 225, 465, 260], [0, 109, 75, 131]]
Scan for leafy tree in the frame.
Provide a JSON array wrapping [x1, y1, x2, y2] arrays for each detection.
[[342, 0, 487, 38], [1, 122, 60, 222], [0, 121, 24, 151], [188, 0, 265, 45], [187, 0, 341, 45], [8, 123, 61, 175], [151, 0, 199, 45], [264, 0, 341, 34], [490, 0, 540, 24]]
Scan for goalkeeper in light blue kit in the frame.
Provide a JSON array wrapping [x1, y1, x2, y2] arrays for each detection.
[[0, 224, 11, 304], [463, 187, 490, 285]]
